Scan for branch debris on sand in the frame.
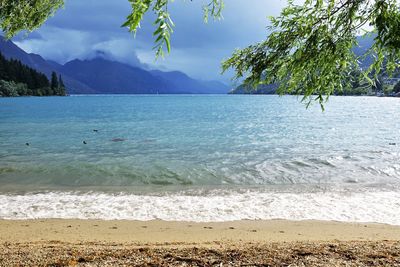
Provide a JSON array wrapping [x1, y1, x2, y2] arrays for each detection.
[[0, 241, 399, 266]]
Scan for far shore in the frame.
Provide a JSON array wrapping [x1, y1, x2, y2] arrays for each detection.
[[1, 219, 400, 265]]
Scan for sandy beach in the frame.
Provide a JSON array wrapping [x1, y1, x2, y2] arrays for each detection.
[[1, 219, 400, 266]]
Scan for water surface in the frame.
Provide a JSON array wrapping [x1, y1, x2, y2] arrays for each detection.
[[0, 95, 399, 223]]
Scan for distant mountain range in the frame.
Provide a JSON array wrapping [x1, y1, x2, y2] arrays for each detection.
[[0, 36, 229, 94]]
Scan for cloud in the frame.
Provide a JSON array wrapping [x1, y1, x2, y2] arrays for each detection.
[[13, 31, 44, 41], [91, 38, 143, 67], [12, 0, 289, 81], [14, 26, 143, 67], [14, 27, 98, 63]]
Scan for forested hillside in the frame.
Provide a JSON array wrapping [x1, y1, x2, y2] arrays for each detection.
[[0, 52, 66, 97]]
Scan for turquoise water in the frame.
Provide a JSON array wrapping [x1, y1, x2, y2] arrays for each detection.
[[0, 95, 400, 222]]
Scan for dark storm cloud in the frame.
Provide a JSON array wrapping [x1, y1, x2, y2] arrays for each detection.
[[13, 0, 288, 81], [46, 0, 132, 32]]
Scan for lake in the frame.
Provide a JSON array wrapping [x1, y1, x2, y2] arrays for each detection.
[[0, 95, 399, 223]]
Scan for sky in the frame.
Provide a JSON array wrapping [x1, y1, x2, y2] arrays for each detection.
[[13, 0, 288, 83]]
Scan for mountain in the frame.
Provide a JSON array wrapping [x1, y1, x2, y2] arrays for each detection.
[[354, 35, 375, 69], [0, 37, 95, 94], [60, 58, 167, 94], [0, 36, 229, 94], [150, 70, 229, 94]]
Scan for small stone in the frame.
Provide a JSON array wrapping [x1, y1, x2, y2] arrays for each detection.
[[111, 138, 126, 142], [77, 257, 87, 263]]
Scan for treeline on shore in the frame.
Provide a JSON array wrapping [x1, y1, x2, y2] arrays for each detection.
[[0, 52, 66, 97], [335, 69, 400, 97]]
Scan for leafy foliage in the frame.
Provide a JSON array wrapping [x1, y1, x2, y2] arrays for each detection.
[[0, 0, 64, 38], [394, 80, 400, 93], [222, 0, 400, 108], [202, 0, 224, 23], [0, 80, 28, 97], [122, 0, 223, 58]]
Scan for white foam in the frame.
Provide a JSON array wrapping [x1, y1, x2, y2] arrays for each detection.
[[1, 190, 400, 224]]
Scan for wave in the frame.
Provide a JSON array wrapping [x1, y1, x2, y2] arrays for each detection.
[[1, 188, 399, 225], [1, 150, 399, 188]]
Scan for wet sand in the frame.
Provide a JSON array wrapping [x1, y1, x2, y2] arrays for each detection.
[[1, 219, 400, 266]]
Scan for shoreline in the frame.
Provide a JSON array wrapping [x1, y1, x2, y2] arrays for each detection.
[[1, 219, 400, 266], [1, 219, 399, 244]]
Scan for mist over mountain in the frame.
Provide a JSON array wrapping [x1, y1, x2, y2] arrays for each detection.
[[0, 37, 229, 94]]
